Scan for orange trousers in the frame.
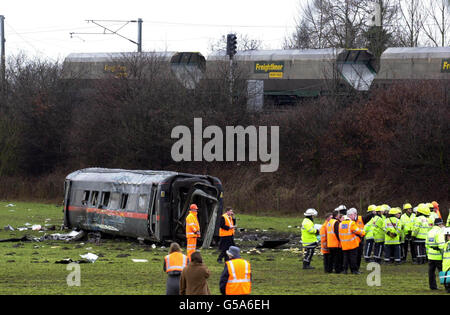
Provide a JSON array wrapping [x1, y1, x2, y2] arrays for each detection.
[[187, 237, 197, 259]]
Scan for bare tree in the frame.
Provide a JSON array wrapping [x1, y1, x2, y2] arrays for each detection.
[[397, 0, 427, 47], [284, 0, 332, 49], [285, 0, 371, 49], [422, 0, 450, 46]]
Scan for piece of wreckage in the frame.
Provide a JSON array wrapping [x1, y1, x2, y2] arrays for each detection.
[[62, 168, 223, 248]]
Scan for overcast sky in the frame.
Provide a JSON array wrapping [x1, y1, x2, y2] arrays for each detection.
[[1, 0, 301, 61]]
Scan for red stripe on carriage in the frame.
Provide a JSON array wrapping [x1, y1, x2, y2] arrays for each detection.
[[67, 206, 148, 220]]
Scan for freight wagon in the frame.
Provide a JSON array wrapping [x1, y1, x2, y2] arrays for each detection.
[[62, 51, 206, 90]]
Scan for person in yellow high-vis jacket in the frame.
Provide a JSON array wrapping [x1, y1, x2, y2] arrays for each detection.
[[400, 203, 416, 262], [186, 204, 200, 260], [412, 203, 432, 265], [301, 208, 319, 269], [441, 228, 450, 293], [426, 218, 445, 290]]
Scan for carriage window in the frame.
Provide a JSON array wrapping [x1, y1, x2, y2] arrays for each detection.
[[120, 193, 128, 210], [109, 192, 121, 209], [137, 194, 147, 212], [101, 192, 110, 207], [91, 191, 99, 206], [82, 190, 90, 205]]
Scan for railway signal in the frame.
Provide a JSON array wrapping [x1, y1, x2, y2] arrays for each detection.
[[226, 33, 237, 58]]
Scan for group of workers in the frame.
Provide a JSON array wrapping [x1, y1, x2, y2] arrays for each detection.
[[302, 201, 450, 292], [163, 203, 251, 295], [163, 200, 450, 295]]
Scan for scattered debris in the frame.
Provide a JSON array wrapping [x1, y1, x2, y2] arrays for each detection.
[[47, 230, 85, 242], [131, 259, 148, 263], [31, 225, 42, 231], [257, 239, 290, 249], [4, 225, 14, 231], [55, 258, 73, 264], [80, 253, 98, 263], [87, 232, 101, 244], [246, 248, 262, 255], [55, 258, 90, 264], [0, 235, 34, 242], [282, 247, 302, 254]]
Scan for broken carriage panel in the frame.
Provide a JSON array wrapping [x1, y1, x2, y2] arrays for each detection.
[[64, 168, 223, 245]]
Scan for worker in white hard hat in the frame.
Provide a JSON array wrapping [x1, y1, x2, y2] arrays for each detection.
[[301, 208, 319, 269]]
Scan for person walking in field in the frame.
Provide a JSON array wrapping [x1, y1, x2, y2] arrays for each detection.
[[186, 203, 200, 260], [163, 242, 188, 295], [217, 207, 236, 264], [301, 208, 320, 270]]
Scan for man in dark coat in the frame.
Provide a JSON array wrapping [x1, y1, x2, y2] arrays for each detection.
[[217, 207, 236, 263]]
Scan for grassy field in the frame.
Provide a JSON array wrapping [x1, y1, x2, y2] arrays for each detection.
[[0, 201, 447, 295]]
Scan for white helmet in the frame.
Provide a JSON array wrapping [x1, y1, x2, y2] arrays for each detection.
[[347, 208, 358, 216], [335, 205, 347, 212], [304, 208, 318, 216]]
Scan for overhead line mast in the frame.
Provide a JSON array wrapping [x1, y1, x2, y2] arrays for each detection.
[[70, 18, 143, 52]]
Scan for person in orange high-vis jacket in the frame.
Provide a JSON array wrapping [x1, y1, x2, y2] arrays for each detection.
[[217, 207, 236, 263], [163, 242, 188, 295], [186, 204, 200, 259], [321, 213, 333, 273], [339, 208, 366, 274], [327, 210, 343, 273], [220, 246, 251, 295]]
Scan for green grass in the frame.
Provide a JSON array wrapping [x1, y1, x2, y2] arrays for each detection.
[[0, 201, 447, 295]]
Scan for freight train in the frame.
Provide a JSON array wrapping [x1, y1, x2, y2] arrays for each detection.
[[63, 46, 450, 107], [63, 168, 223, 245]]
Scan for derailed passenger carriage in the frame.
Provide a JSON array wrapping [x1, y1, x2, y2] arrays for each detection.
[[63, 168, 223, 246]]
